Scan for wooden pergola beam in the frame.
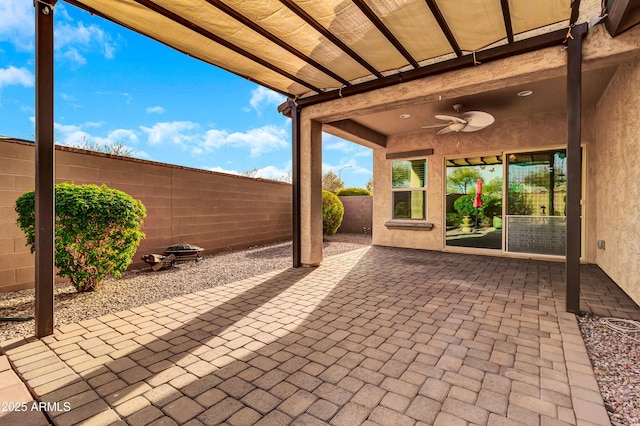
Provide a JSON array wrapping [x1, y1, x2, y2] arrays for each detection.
[[290, 100, 302, 268], [565, 22, 588, 314], [279, 0, 383, 78], [34, 0, 57, 337], [352, 0, 419, 68]]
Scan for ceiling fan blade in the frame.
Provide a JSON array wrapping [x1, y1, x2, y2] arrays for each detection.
[[437, 126, 453, 135], [435, 114, 466, 123], [421, 123, 448, 129], [460, 124, 485, 133], [460, 111, 494, 127]]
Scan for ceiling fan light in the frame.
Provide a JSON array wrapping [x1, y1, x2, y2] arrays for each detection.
[[449, 122, 467, 132]]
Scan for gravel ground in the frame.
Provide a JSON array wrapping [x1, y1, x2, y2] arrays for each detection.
[[578, 315, 640, 426], [2, 237, 638, 424], [0, 233, 371, 342]]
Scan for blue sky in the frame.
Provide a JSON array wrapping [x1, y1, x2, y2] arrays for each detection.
[[0, 1, 372, 188]]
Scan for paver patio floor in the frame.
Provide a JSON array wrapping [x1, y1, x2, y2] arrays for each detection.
[[2, 246, 639, 425]]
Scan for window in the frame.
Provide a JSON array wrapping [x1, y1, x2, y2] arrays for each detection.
[[391, 159, 427, 220]]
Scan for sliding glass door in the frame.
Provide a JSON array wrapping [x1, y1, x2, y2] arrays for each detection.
[[445, 149, 573, 257], [445, 156, 503, 250], [505, 150, 567, 256]]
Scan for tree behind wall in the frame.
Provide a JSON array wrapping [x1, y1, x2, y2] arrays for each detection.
[[365, 177, 373, 195], [447, 167, 482, 194], [322, 170, 344, 193]]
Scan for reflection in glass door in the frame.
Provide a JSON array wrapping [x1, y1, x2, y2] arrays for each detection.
[[505, 150, 567, 256], [445, 156, 503, 250]]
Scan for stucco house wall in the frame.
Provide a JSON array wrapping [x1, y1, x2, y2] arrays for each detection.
[[595, 59, 640, 303], [372, 111, 598, 262], [0, 139, 292, 293]]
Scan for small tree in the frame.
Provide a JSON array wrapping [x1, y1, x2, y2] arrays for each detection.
[[322, 170, 344, 193], [240, 168, 259, 178], [322, 190, 344, 235], [74, 138, 136, 157], [447, 167, 482, 194], [365, 177, 373, 195], [15, 183, 146, 292]]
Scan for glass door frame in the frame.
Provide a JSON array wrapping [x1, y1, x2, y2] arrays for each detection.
[[443, 145, 586, 260], [442, 150, 504, 255]]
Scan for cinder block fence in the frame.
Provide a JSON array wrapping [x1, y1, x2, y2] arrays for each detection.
[[0, 138, 292, 292]]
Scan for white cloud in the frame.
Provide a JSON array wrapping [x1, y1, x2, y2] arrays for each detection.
[[54, 123, 91, 146], [248, 87, 285, 114], [0, 66, 33, 90], [200, 125, 288, 157], [323, 160, 371, 177], [253, 165, 290, 181], [55, 18, 117, 66], [104, 128, 139, 144], [0, 1, 33, 50], [61, 47, 86, 66], [325, 140, 355, 152], [0, 3, 117, 63], [53, 122, 143, 158], [354, 149, 372, 157], [122, 93, 133, 104], [206, 165, 289, 181], [133, 150, 151, 159], [84, 121, 105, 128], [208, 166, 240, 175], [146, 106, 165, 114], [60, 93, 76, 102], [140, 121, 199, 146], [323, 135, 372, 157]]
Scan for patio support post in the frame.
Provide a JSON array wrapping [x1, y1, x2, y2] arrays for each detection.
[[299, 114, 323, 266], [290, 100, 301, 267], [565, 22, 588, 314], [34, 0, 57, 337]]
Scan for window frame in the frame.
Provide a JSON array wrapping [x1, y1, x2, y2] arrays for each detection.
[[390, 158, 428, 221]]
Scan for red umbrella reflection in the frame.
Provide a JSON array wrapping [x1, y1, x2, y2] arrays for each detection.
[[474, 178, 483, 228], [474, 178, 483, 208]]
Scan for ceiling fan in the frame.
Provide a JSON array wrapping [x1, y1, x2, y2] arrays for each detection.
[[422, 104, 495, 135]]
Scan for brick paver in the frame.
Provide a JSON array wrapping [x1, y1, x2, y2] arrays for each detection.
[[2, 247, 639, 425]]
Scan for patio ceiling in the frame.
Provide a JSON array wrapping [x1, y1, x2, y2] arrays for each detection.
[[64, 0, 574, 100], [348, 65, 619, 136]]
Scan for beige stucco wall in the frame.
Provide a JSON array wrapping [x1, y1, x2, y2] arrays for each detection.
[[291, 13, 639, 267], [0, 140, 292, 293], [372, 111, 597, 260], [595, 60, 640, 304]]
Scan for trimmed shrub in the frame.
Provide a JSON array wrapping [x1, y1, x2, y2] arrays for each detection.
[[15, 183, 146, 292], [446, 212, 463, 228], [453, 193, 503, 225], [337, 187, 371, 196], [453, 194, 478, 217], [322, 190, 344, 235]]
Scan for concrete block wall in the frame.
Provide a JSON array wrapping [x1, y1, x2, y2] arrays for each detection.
[[0, 139, 292, 293], [337, 196, 372, 234]]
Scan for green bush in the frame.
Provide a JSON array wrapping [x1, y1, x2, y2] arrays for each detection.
[[322, 190, 344, 235], [453, 194, 478, 217], [446, 212, 463, 228], [453, 194, 503, 225], [15, 183, 146, 292], [337, 187, 371, 196]]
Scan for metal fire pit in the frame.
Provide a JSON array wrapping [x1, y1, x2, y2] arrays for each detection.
[[142, 244, 205, 271], [164, 243, 204, 262]]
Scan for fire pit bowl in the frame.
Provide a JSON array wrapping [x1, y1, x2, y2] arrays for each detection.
[[164, 243, 204, 256], [164, 243, 204, 262]]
